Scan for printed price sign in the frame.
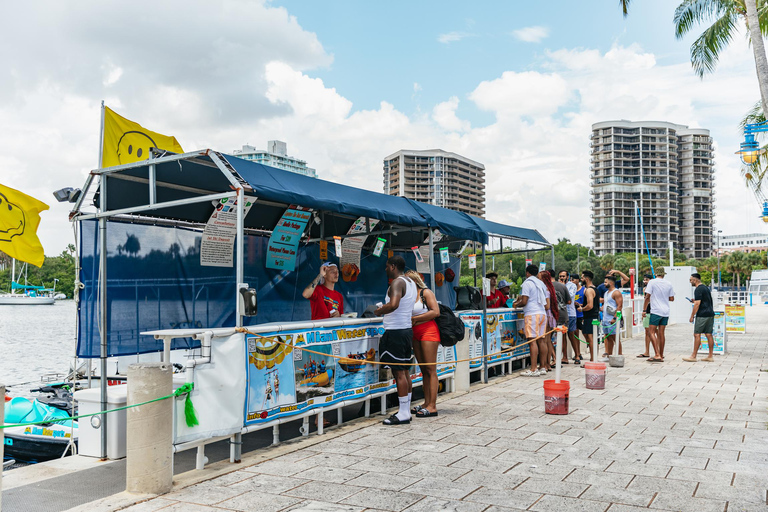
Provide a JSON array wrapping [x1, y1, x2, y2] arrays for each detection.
[[373, 238, 386, 257], [319, 240, 328, 261], [412, 246, 424, 263], [525, 259, 532, 266], [468, 254, 477, 269], [539, 261, 546, 272], [440, 247, 450, 264], [333, 236, 343, 257]]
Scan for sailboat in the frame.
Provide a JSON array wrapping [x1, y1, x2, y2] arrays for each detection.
[[0, 259, 55, 305]]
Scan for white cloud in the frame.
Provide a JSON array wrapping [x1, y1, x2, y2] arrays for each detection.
[[437, 32, 473, 44], [413, 82, 422, 93], [512, 26, 550, 43], [1, 4, 762, 256]]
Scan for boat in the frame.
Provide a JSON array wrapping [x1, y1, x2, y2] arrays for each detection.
[[3, 396, 78, 462], [0, 260, 57, 305], [298, 369, 333, 387], [338, 348, 376, 373]]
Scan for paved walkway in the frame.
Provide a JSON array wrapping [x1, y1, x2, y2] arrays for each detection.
[[122, 307, 768, 512]]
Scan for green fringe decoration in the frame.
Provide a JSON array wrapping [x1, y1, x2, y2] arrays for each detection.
[[175, 382, 199, 427]]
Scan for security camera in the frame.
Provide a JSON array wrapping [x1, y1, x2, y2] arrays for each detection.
[[53, 187, 82, 203]]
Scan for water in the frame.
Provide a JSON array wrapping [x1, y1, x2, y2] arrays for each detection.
[[0, 300, 77, 394]]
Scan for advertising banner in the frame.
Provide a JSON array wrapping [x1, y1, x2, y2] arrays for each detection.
[[201, 195, 256, 267], [458, 310, 528, 369], [245, 321, 456, 425], [699, 310, 727, 355], [724, 305, 746, 333], [266, 205, 312, 271]]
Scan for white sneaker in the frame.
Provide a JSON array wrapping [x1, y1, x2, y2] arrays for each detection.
[[521, 370, 540, 377], [539, 368, 547, 374]]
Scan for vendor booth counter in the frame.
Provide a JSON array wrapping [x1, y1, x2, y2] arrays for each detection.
[[142, 316, 459, 467], [458, 308, 530, 376]]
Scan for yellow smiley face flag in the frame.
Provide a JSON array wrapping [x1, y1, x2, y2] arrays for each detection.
[[101, 107, 185, 168], [0, 183, 49, 267]]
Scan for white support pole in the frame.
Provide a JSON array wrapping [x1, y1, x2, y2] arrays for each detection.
[[272, 425, 280, 446], [148, 152, 156, 205], [233, 186, 245, 463], [1, 382, 4, 511], [592, 320, 598, 362], [481, 245, 488, 384], [554, 328, 562, 383], [428, 228, 436, 293], [196, 446, 206, 471], [99, 175, 108, 460]]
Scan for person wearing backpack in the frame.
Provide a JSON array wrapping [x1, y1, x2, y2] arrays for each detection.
[[405, 270, 441, 418]]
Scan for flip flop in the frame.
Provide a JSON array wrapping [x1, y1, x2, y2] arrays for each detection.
[[636, 354, 650, 358], [383, 414, 411, 425], [647, 357, 663, 363], [415, 409, 438, 418], [411, 405, 424, 414]]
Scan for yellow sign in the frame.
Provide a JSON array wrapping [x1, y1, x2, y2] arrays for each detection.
[[724, 305, 746, 333], [101, 107, 184, 168], [319, 240, 328, 261], [0, 184, 48, 267]]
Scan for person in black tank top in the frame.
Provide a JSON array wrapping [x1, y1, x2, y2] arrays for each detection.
[[579, 271, 599, 361]]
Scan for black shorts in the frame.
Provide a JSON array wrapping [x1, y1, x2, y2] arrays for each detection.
[[576, 317, 584, 332], [380, 328, 413, 369]]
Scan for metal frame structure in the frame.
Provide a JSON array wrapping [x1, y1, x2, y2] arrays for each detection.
[[69, 149, 551, 458]]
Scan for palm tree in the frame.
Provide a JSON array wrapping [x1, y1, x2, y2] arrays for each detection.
[[725, 251, 750, 287], [600, 254, 615, 273], [620, 0, 632, 17], [674, 0, 768, 112]]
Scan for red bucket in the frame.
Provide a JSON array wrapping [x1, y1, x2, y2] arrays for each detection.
[[543, 379, 570, 415], [584, 362, 606, 390]]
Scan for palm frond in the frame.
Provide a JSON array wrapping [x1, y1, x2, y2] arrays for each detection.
[[739, 100, 766, 129], [690, 11, 738, 77], [674, 0, 734, 39], [620, 0, 631, 17]]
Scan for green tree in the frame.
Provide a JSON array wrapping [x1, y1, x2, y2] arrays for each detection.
[[725, 251, 751, 287]]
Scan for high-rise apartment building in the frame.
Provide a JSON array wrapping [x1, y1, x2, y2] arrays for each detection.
[[383, 149, 485, 217], [590, 121, 715, 259], [233, 140, 317, 178]]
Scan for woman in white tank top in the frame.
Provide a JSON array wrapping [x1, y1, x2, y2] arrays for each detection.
[[406, 271, 441, 417]]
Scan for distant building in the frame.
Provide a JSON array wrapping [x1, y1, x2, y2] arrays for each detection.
[[383, 149, 485, 218], [718, 233, 768, 254], [590, 120, 715, 259], [233, 140, 317, 178]]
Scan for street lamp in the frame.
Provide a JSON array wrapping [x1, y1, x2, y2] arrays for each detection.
[[736, 121, 768, 165], [716, 230, 722, 289]]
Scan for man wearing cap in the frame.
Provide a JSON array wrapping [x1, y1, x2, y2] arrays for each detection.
[[302, 262, 344, 320], [498, 279, 511, 306], [485, 272, 505, 309]]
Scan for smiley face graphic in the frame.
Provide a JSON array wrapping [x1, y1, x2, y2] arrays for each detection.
[[0, 192, 25, 242], [116, 131, 158, 165]]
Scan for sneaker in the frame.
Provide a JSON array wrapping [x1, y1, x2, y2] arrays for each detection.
[[521, 370, 540, 377], [539, 368, 548, 374]]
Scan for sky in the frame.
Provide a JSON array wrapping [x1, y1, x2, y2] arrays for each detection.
[[0, 0, 765, 258]]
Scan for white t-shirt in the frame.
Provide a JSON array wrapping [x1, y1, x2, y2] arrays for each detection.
[[646, 278, 675, 317], [566, 281, 577, 317], [521, 276, 547, 316]]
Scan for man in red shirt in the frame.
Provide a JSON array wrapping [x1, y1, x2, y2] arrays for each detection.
[[485, 272, 505, 309], [302, 262, 344, 320]]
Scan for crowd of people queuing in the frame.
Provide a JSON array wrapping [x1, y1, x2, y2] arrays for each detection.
[[302, 255, 717, 423]]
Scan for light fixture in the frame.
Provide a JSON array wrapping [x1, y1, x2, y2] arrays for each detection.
[[313, 211, 321, 225], [52, 187, 82, 203]]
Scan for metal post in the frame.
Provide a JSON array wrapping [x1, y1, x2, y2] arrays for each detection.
[[148, 152, 156, 205], [481, 245, 488, 384], [428, 228, 436, 293], [1, 382, 4, 510], [233, 186, 245, 462], [551, 246, 555, 270], [635, 201, 640, 296], [99, 175, 108, 460], [717, 230, 722, 288]]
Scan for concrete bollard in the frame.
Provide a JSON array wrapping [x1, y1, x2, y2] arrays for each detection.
[[454, 327, 471, 393], [1, 383, 5, 511], [126, 363, 173, 495]]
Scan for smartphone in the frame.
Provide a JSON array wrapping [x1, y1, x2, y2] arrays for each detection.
[[685, 297, 693, 303]]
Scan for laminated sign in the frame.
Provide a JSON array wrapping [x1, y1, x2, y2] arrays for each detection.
[[373, 238, 386, 257], [440, 247, 450, 264], [266, 205, 312, 271], [201, 196, 257, 267], [341, 217, 380, 267], [468, 254, 477, 269]]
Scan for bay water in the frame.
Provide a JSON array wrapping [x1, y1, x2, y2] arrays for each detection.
[[0, 300, 77, 395]]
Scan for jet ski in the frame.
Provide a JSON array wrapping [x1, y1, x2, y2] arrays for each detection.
[[3, 396, 77, 462]]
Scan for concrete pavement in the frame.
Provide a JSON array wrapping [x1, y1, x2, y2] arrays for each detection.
[[119, 306, 768, 512]]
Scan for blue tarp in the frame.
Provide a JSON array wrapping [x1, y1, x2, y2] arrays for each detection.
[[471, 216, 549, 246]]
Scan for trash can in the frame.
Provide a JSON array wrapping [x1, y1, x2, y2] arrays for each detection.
[[74, 385, 128, 459]]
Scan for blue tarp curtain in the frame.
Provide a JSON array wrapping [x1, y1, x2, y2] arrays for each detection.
[[76, 219, 460, 358]]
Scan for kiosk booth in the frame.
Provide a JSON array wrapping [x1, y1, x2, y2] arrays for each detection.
[[69, 149, 551, 465]]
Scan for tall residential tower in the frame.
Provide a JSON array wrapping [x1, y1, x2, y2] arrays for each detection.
[[383, 149, 485, 217], [590, 121, 714, 259], [233, 140, 317, 178]]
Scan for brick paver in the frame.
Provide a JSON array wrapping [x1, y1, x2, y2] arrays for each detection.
[[124, 306, 768, 511]]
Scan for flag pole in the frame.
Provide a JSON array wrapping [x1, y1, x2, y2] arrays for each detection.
[[97, 100, 109, 460]]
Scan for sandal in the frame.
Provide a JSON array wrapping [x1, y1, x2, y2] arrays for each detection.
[[415, 409, 438, 418], [383, 414, 410, 425], [411, 405, 424, 414], [636, 354, 650, 358], [647, 357, 663, 363]]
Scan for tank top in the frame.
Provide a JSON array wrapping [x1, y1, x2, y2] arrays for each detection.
[[582, 285, 599, 319], [383, 276, 418, 330], [603, 288, 617, 323], [412, 289, 429, 316]]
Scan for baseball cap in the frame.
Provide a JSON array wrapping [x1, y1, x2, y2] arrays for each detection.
[[321, 262, 337, 268], [498, 279, 510, 288]]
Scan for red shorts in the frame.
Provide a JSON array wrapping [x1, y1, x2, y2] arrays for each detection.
[[412, 320, 441, 342]]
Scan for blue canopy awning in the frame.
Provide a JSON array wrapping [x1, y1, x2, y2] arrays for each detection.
[[470, 216, 549, 246]]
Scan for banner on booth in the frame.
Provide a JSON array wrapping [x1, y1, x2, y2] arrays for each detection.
[[245, 321, 456, 424], [458, 310, 529, 369], [724, 305, 745, 333], [699, 310, 727, 355]]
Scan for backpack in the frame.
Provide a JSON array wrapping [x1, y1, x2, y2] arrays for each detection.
[[419, 289, 465, 347]]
